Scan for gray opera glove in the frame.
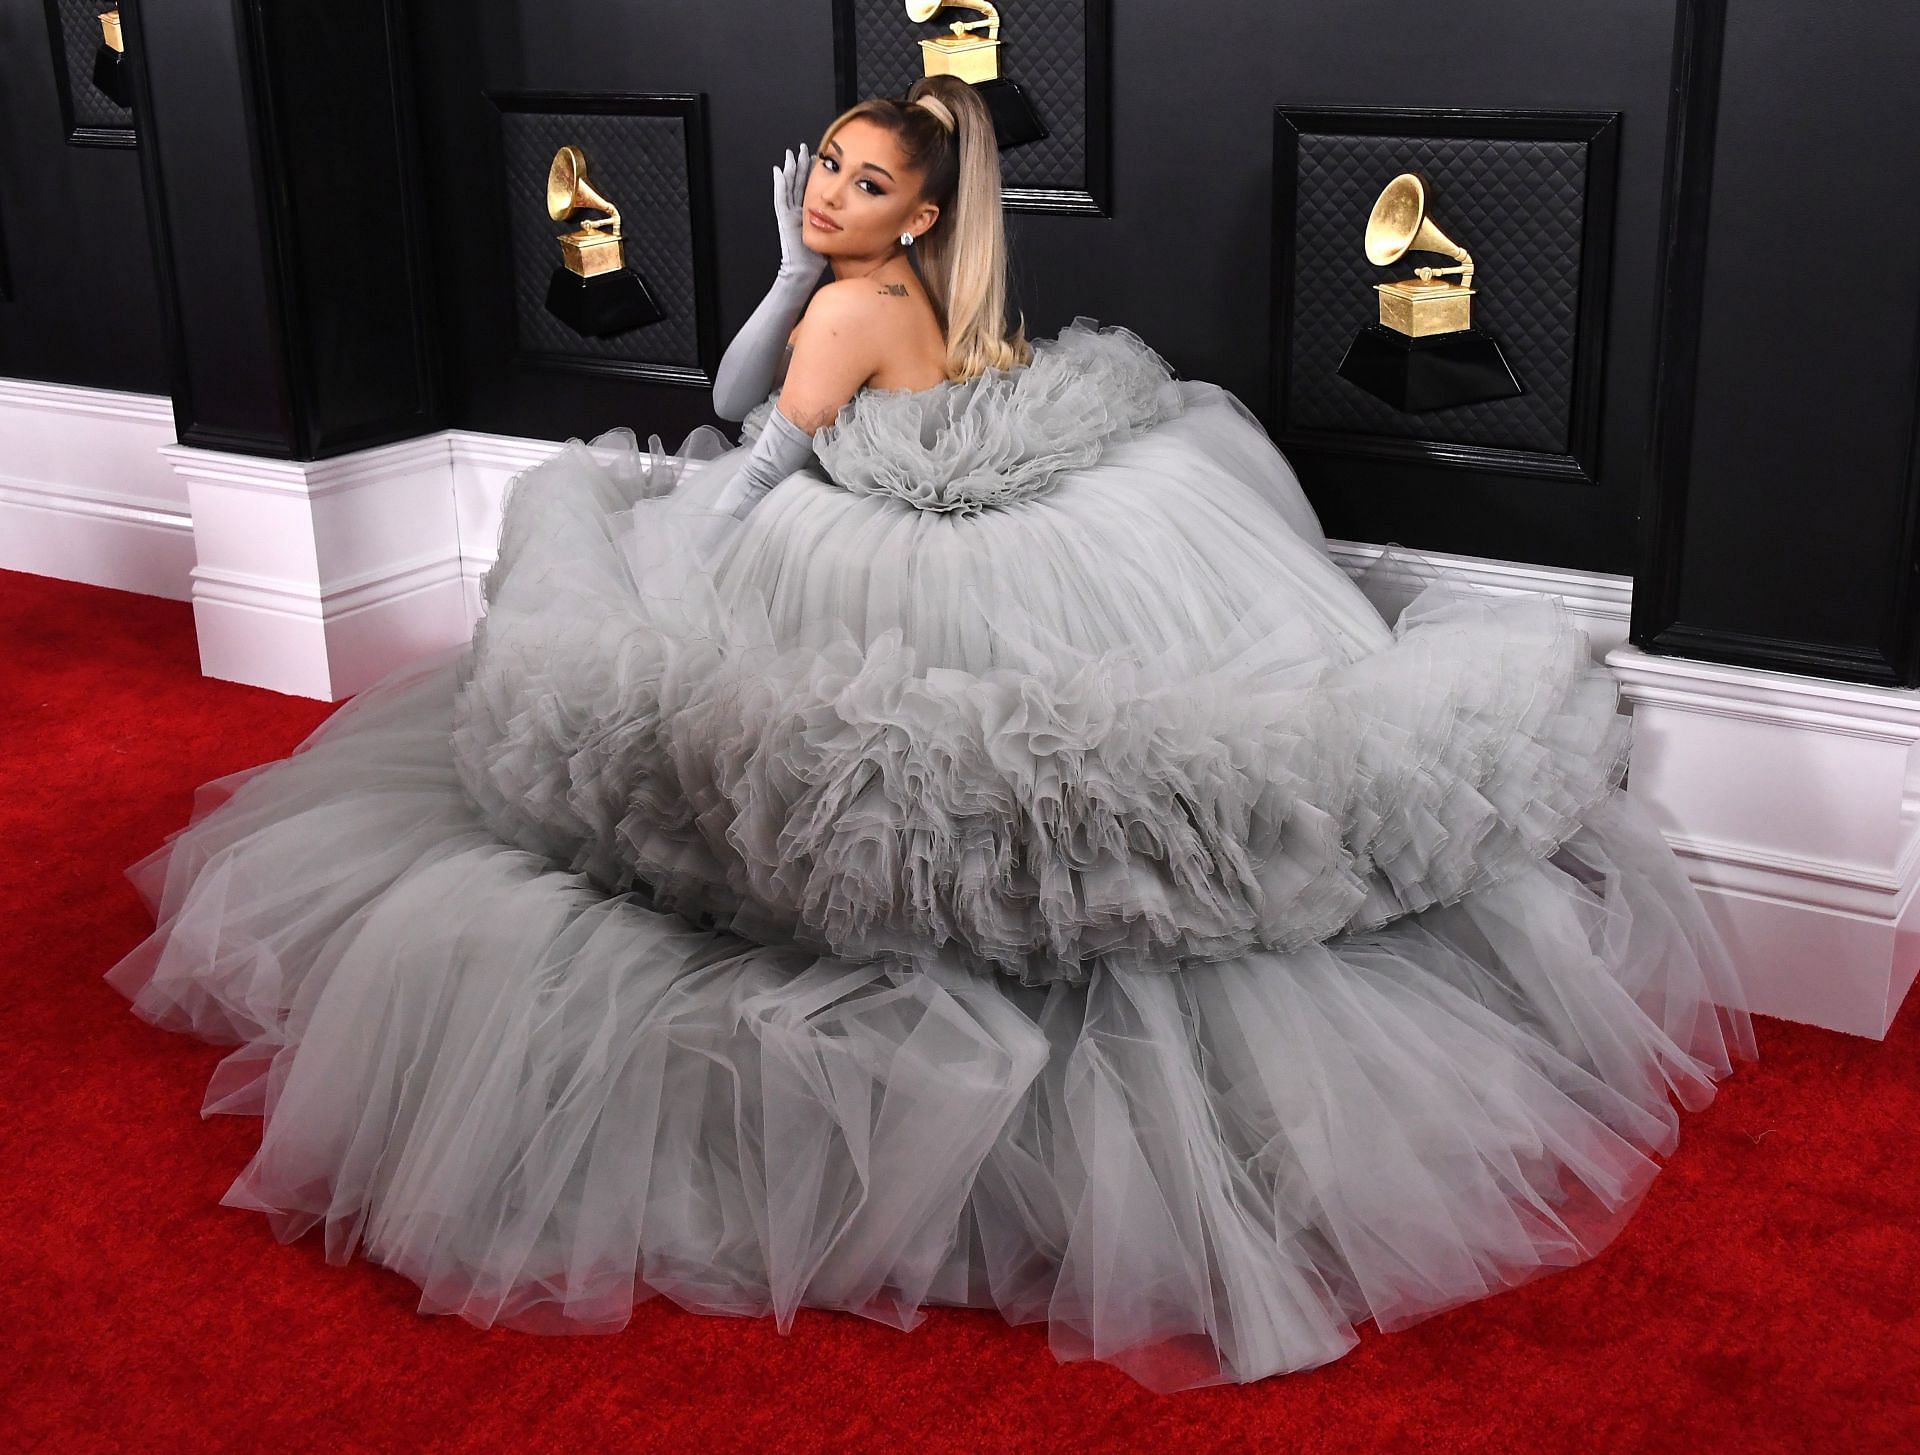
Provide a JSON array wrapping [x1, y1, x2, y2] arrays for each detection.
[[723, 405, 816, 520], [711, 144, 829, 421]]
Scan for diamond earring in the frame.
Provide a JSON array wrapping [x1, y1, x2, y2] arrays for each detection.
[[900, 231, 914, 246]]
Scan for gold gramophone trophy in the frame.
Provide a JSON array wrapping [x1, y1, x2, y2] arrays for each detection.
[[1335, 172, 1522, 412], [92, 9, 130, 108], [906, 1, 1046, 149], [542, 145, 664, 339]]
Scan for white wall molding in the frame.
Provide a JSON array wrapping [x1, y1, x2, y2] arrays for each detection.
[[162, 436, 469, 701], [446, 428, 563, 620], [0, 380, 191, 598], [1608, 644, 1920, 1038], [0, 376, 176, 424]]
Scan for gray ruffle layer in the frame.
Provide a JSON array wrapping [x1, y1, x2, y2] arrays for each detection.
[[741, 316, 1188, 515]]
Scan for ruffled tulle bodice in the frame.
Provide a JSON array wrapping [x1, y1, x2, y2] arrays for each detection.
[[104, 312, 1753, 1393], [744, 315, 1188, 515]]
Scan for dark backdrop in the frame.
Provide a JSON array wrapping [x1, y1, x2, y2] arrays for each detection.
[[401, 1, 1683, 578], [2, 2, 1916, 683], [0, 0, 167, 390]]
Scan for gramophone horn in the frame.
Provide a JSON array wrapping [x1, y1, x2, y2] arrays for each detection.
[[546, 145, 621, 231], [1364, 172, 1470, 274]]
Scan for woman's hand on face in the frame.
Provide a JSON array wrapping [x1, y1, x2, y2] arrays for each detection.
[[773, 143, 829, 282]]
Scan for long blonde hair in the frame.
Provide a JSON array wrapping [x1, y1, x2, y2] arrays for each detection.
[[815, 74, 1032, 383]]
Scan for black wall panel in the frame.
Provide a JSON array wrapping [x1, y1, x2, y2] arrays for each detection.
[[2, 0, 1916, 684], [404, 0, 1682, 581], [1634, 0, 1920, 684], [131, 0, 293, 451], [405, 1, 840, 444], [491, 92, 717, 381], [0, 0, 167, 391], [240, 0, 440, 456], [44, 0, 134, 142], [1274, 109, 1619, 479]]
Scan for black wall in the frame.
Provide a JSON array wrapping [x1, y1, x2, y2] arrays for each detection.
[[1, 1, 1916, 684], [0, 0, 168, 391], [1634, 0, 1920, 684], [405, 1, 1680, 578]]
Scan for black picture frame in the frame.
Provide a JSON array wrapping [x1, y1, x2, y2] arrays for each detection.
[[1270, 105, 1621, 483], [485, 90, 720, 387], [44, 0, 137, 148], [831, 0, 1113, 216]]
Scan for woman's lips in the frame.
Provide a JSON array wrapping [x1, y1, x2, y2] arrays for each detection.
[[806, 208, 841, 232]]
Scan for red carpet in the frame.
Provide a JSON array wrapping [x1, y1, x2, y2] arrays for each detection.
[[4, 565, 1916, 1452]]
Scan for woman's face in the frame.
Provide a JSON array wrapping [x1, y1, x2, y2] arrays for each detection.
[[803, 117, 938, 258]]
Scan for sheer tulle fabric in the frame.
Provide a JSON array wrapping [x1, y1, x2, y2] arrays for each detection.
[[105, 317, 1754, 1392]]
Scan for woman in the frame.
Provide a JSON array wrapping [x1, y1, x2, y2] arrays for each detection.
[[106, 74, 1755, 1393]]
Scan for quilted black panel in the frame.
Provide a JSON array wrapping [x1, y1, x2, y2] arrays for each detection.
[[844, 0, 1088, 197], [1286, 132, 1588, 453], [50, 0, 134, 132], [499, 108, 700, 370]]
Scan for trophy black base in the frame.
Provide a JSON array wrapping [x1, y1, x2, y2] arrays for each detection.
[[1336, 324, 1524, 413], [975, 77, 1048, 151], [544, 267, 664, 339], [92, 47, 130, 108]]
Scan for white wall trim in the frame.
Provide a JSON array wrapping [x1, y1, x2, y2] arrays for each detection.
[[0, 381, 191, 598], [0, 473, 192, 535], [445, 428, 576, 617], [160, 433, 457, 499], [163, 435, 469, 700], [191, 551, 468, 621], [1608, 643, 1920, 1038], [0, 376, 175, 424]]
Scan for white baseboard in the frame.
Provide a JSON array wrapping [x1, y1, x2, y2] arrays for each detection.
[[0, 380, 191, 598], [446, 428, 564, 622], [160, 433, 471, 700], [4, 378, 1913, 1036], [1608, 644, 1920, 1038]]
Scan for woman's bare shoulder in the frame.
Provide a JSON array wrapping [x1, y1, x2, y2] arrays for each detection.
[[790, 277, 913, 361]]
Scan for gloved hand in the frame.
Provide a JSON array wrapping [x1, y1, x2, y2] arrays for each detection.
[[711, 143, 830, 422], [713, 404, 816, 521]]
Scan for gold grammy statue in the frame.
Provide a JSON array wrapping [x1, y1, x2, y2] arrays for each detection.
[[909, 0, 1003, 82], [906, 1, 1047, 148], [1366, 173, 1476, 338], [92, 7, 131, 108], [541, 144, 663, 339], [1335, 169, 1522, 413], [547, 146, 626, 278]]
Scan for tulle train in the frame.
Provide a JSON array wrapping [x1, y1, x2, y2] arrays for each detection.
[[107, 644, 1752, 1392]]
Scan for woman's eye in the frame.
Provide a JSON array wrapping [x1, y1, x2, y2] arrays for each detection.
[[822, 156, 880, 195]]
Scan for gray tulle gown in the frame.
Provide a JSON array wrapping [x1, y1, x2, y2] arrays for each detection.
[[105, 317, 1756, 1392]]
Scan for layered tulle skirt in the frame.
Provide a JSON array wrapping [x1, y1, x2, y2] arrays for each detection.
[[105, 365, 1755, 1392]]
